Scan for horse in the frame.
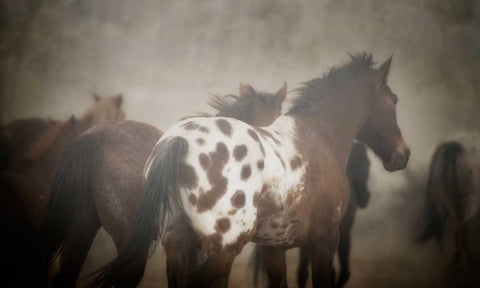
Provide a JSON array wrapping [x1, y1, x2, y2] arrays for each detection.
[[90, 53, 410, 288], [296, 142, 371, 288], [0, 94, 125, 286], [0, 93, 125, 171], [417, 136, 480, 265], [34, 83, 287, 288]]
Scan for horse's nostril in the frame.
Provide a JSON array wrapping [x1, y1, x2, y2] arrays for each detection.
[[405, 147, 411, 161]]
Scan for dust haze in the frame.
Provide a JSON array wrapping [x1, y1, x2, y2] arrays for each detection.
[[1, 0, 479, 287]]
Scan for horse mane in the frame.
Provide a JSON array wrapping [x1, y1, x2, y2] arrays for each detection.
[[288, 52, 375, 116], [183, 91, 274, 121], [209, 92, 274, 121]]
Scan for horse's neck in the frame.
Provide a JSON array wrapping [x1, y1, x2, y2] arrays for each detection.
[[295, 91, 369, 169]]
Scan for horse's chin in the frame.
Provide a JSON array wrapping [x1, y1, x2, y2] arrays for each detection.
[[382, 154, 408, 172]]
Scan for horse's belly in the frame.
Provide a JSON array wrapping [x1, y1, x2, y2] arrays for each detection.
[[252, 210, 302, 246]]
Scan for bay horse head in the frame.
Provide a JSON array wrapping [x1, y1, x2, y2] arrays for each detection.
[[356, 55, 410, 171]]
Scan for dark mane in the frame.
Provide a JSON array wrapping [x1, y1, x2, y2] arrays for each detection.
[[287, 53, 375, 116], [209, 92, 274, 121]]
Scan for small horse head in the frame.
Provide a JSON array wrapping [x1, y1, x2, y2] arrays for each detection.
[[347, 142, 371, 208], [356, 55, 410, 171], [83, 93, 126, 125], [211, 82, 287, 127]]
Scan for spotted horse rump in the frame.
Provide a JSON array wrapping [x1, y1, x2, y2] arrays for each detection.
[[145, 115, 306, 248]]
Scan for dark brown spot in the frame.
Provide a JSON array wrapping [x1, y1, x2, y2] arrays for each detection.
[[290, 156, 302, 170], [197, 142, 230, 213], [274, 150, 286, 168], [183, 121, 199, 130], [199, 126, 210, 133], [257, 160, 264, 170], [215, 217, 231, 233], [199, 153, 210, 171], [233, 145, 248, 161], [241, 164, 251, 180], [178, 163, 198, 189], [228, 209, 238, 215], [248, 129, 265, 156], [189, 193, 197, 205], [271, 222, 278, 229], [196, 138, 205, 145], [230, 190, 246, 208], [216, 119, 232, 137]]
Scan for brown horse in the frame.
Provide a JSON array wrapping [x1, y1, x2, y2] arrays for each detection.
[[34, 83, 287, 288], [418, 136, 480, 265], [1, 94, 125, 286], [0, 94, 125, 171], [90, 53, 409, 288], [296, 142, 371, 288]]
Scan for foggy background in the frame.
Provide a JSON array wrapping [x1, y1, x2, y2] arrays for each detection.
[[1, 0, 479, 287]]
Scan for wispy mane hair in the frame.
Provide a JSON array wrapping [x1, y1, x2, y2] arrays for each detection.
[[288, 52, 375, 116], [209, 92, 275, 121]]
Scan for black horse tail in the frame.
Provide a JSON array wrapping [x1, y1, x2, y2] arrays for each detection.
[[31, 135, 97, 286], [417, 141, 464, 243], [88, 137, 188, 288]]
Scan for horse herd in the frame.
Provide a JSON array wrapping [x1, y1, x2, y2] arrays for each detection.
[[0, 53, 478, 288]]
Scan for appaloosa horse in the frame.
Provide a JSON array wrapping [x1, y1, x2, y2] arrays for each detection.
[[296, 142, 371, 288], [91, 53, 409, 288], [35, 83, 286, 288], [1, 94, 125, 286], [418, 133, 480, 265]]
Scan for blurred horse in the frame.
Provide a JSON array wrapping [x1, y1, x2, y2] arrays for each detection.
[[90, 53, 409, 288], [418, 137, 480, 265], [0, 94, 125, 171], [34, 83, 286, 287], [296, 142, 371, 288], [0, 94, 125, 286]]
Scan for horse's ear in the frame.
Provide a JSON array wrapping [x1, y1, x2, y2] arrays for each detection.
[[377, 54, 393, 82], [93, 93, 101, 102], [239, 83, 255, 97], [275, 81, 287, 103], [115, 94, 123, 108]]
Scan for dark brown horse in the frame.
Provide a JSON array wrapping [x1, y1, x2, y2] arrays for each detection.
[[418, 136, 480, 265], [0, 94, 125, 171], [0, 94, 125, 286], [90, 53, 409, 288], [34, 83, 287, 288], [296, 142, 371, 288]]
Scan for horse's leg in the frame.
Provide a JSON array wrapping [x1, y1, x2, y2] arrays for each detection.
[[336, 202, 356, 288], [336, 225, 352, 288], [52, 217, 100, 287], [163, 220, 201, 287], [297, 247, 310, 288], [308, 225, 339, 288], [110, 228, 149, 288], [258, 245, 287, 288]]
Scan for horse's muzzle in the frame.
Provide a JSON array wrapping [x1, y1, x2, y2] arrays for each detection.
[[384, 147, 410, 171]]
